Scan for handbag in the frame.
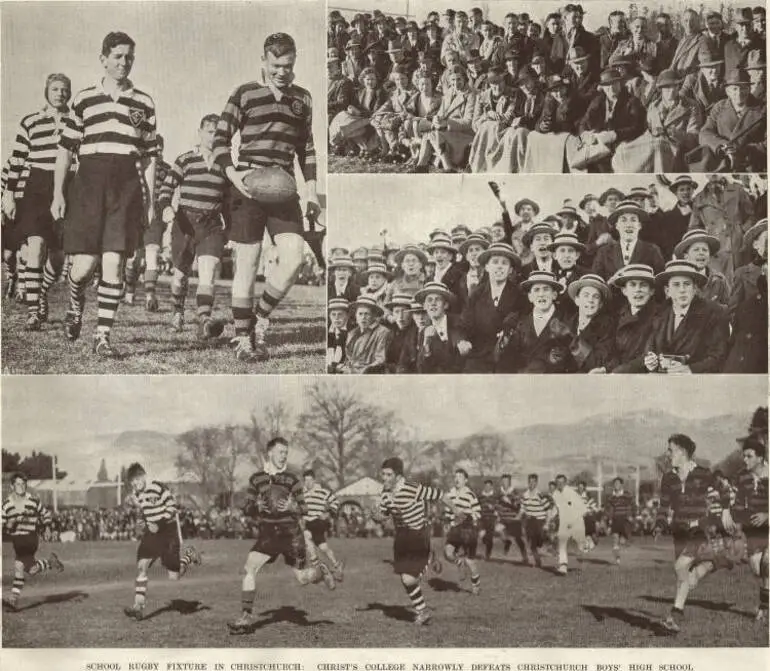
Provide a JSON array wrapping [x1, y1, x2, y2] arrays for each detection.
[[566, 134, 612, 170]]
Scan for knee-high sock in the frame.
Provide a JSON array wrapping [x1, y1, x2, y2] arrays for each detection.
[[134, 577, 148, 607], [10, 575, 24, 601], [96, 280, 123, 335], [196, 284, 214, 320], [41, 261, 59, 296], [25, 266, 43, 316], [68, 268, 88, 316], [171, 276, 188, 314], [144, 269, 158, 295], [255, 281, 290, 320], [232, 297, 252, 337], [404, 582, 426, 612]]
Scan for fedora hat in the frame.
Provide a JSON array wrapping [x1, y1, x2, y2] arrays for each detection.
[[386, 292, 413, 309], [394, 244, 429, 267], [477, 242, 520, 268], [520, 270, 562, 292], [743, 218, 768, 248], [579, 193, 598, 210], [735, 7, 753, 23], [746, 49, 766, 70], [549, 231, 585, 252], [327, 297, 351, 312], [698, 51, 724, 68], [668, 175, 698, 193], [415, 281, 456, 304], [546, 74, 570, 91], [607, 199, 650, 227], [557, 203, 585, 223], [350, 295, 385, 316], [567, 273, 610, 302], [361, 262, 392, 280], [655, 260, 708, 288], [522, 221, 558, 247], [327, 48, 340, 62], [427, 233, 457, 255], [345, 40, 362, 50], [599, 67, 624, 85], [459, 233, 490, 256], [329, 254, 356, 270], [725, 68, 752, 87], [656, 69, 681, 88], [515, 198, 540, 216], [567, 46, 590, 63], [609, 263, 656, 288], [598, 187, 625, 205], [674, 229, 721, 258]]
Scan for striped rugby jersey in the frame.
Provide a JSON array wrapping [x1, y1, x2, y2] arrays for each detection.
[[732, 467, 768, 527], [6, 107, 71, 192], [605, 491, 635, 519], [478, 491, 498, 521], [447, 485, 481, 524], [496, 486, 521, 523], [1, 160, 28, 199], [302, 485, 340, 522], [579, 490, 599, 514], [157, 148, 227, 212], [134, 480, 178, 525], [244, 468, 305, 525], [60, 80, 159, 158], [520, 488, 551, 520], [657, 465, 715, 528], [213, 81, 316, 181], [2, 493, 51, 536], [379, 480, 443, 530]]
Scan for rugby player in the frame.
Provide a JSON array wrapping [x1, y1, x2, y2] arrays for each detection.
[[213, 33, 321, 362], [520, 473, 551, 568], [605, 477, 636, 564], [550, 474, 588, 575], [302, 468, 345, 581], [576, 481, 598, 551], [1, 472, 63, 611], [444, 468, 482, 594], [497, 473, 527, 563], [478, 479, 498, 560]]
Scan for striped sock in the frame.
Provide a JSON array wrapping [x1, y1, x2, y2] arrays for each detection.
[[41, 262, 58, 296], [3, 255, 16, 283], [232, 297, 252, 337], [68, 269, 88, 316], [124, 259, 138, 294], [25, 266, 43, 316], [11, 576, 24, 601], [760, 587, 769, 611], [405, 583, 426, 612], [196, 285, 214, 320], [144, 269, 158, 296], [471, 574, 480, 588], [180, 547, 193, 572], [241, 589, 256, 614], [134, 577, 148, 607], [31, 558, 50, 574], [96, 280, 123, 335], [61, 256, 72, 282], [171, 277, 188, 314], [255, 281, 289, 319]]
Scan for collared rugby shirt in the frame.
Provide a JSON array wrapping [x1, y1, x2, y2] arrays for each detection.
[[732, 467, 768, 527], [520, 488, 551, 520], [60, 80, 159, 158], [447, 485, 481, 524], [6, 107, 71, 193], [213, 80, 316, 181], [1, 160, 27, 199], [158, 147, 227, 213], [379, 480, 443, 530], [2, 493, 51, 536], [496, 486, 521, 523], [478, 491, 498, 522], [579, 490, 599, 514], [245, 468, 304, 525], [605, 491, 635, 519], [134, 480, 178, 525], [657, 465, 715, 528], [302, 485, 340, 523]]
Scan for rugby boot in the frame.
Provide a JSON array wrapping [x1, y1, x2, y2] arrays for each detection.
[[124, 604, 145, 621], [232, 334, 259, 363], [227, 611, 256, 634], [171, 311, 184, 333], [430, 551, 443, 575], [660, 613, 681, 634], [413, 608, 432, 626], [332, 559, 345, 582], [92, 332, 119, 358], [252, 316, 270, 362], [49, 552, 64, 572], [64, 310, 83, 341], [145, 293, 159, 312], [25, 313, 42, 331], [318, 561, 336, 590], [198, 316, 225, 341], [557, 563, 568, 575]]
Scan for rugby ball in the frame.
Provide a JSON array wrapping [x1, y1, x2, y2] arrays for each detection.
[[243, 166, 297, 204]]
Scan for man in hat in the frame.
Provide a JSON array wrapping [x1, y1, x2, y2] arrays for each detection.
[[746, 49, 766, 104], [397, 300, 429, 373], [415, 281, 470, 374], [360, 261, 391, 307], [698, 12, 731, 60], [514, 198, 539, 245], [2, 472, 63, 611], [724, 8, 763, 73], [626, 55, 659, 107], [611, 16, 657, 63], [520, 222, 557, 277], [641, 176, 697, 262], [600, 10, 630, 69], [695, 69, 767, 173], [427, 233, 463, 302], [327, 297, 349, 373], [342, 39, 365, 83], [551, 231, 589, 308], [585, 188, 622, 258], [640, 260, 729, 373], [563, 4, 600, 77], [592, 199, 665, 281], [564, 273, 614, 372], [328, 49, 355, 124], [442, 10, 481, 66], [565, 47, 599, 113], [580, 194, 607, 266], [669, 9, 702, 75], [351, 247, 369, 284], [674, 229, 729, 307], [680, 51, 726, 120], [654, 14, 678, 74], [753, 6, 766, 40], [385, 292, 417, 373], [556, 202, 589, 243], [344, 295, 392, 374], [401, 21, 427, 68], [328, 254, 358, 302]]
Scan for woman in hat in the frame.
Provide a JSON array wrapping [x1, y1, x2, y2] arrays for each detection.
[[495, 270, 573, 373], [674, 229, 729, 307], [563, 274, 614, 373], [723, 219, 767, 374], [385, 245, 428, 304], [414, 281, 470, 374], [327, 298, 350, 373], [328, 255, 360, 303], [385, 292, 418, 374], [467, 68, 517, 173], [461, 242, 523, 373], [344, 295, 392, 374], [329, 67, 386, 159], [401, 70, 442, 167], [359, 261, 391, 307], [640, 260, 730, 374], [371, 65, 415, 163], [455, 232, 490, 311]]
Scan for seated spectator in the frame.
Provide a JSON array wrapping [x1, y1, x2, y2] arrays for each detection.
[[344, 296, 392, 374]]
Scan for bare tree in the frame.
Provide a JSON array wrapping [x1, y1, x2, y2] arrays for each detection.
[[452, 431, 514, 478], [247, 400, 295, 469]]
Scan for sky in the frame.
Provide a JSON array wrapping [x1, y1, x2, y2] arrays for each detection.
[[3, 376, 766, 473], [1, 0, 326, 184]]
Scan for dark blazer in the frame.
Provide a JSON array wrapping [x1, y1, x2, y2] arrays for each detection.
[[553, 264, 591, 317], [496, 310, 574, 373], [328, 77, 356, 117], [566, 27, 601, 76], [583, 214, 613, 265], [327, 328, 348, 373], [697, 31, 733, 61], [512, 90, 546, 131], [723, 271, 767, 374], [680, 73, 726, 120], [592, 239, 666, 281], [434, 263, 465, 308], [577, 89, 647, 143], [599, 29, 630, 69], [386, 321, 416, 373], [607, 300, 658, 373], [723, 35, 764, 73], [416, 314, 468, 374], [536, 94, 582, 134], [699, 97, 767, 159], [327, 278, 359, 302], [643, 295, 730, 373], [454, 267, 487, 312], [640, 206, 690, 262], [564, 310, 615, 373]]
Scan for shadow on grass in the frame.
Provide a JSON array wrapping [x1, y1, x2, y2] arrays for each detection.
[[10, 590, 89, 612], [582, 604, 673, 637], [639, 595, 735, 612], [580, 557, 614, 566], [144, 599, 211, 620], [427, 578, 464, 593], [229, 606, 333, 635], [356, 602, 414, 622]]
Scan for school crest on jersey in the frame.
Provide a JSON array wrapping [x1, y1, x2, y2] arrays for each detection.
[[289, 98, 306, 118], [128, 107, 146, 128]]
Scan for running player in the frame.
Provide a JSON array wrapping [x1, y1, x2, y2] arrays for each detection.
[[550, 474, 588, 575], [520, 473, 550, 568], [444, 468, 482, 594], [213, 32, 321, 362], [302, 468, 345, 581], [52, 31, 159, 357], [157, 115, 228, 338], [1, 159, 27, 301], [497, 473, 527, 563], [123, 463, 202, 621], [478, 479, 498, 560], [4, 74, 72, 330], [576, 481, 598, 551], [1, 473, 63, 611], [605, 477, 636, 564], [229, 438, 335, 634], [379, 457, 448, 625]]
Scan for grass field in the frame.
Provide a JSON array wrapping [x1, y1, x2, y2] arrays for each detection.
[[329, 155, 451, 174], [1, 278, 325, 374], [2, 536, 767, 648]]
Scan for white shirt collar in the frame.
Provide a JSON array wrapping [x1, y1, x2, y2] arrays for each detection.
[[264, 460, 287, 476], [533, 305, 555, 321], [100, 77, 134, 99], [490, 281, 506, 302], [432, 314, 449, 337]]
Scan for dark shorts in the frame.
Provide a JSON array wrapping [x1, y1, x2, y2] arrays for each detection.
[[672, 525, 708, 560], [446, 521, 478, 559], [2, 213, 23, 252], [142, 212, 165, 247], [137, 523, 180, 572], [745, 526, 769, 557], [524, 517, 545, 549], [64, 155, 144, 255], [12, 533, 39, 571], [227, 185, 302, 245], [584, 515, 596, 536], [250, 522, 306, 569], [480, 517, 496, 535], [393, 527, 431, 577], [502, 519, 524, 537], [305, 518, 330, 546], [15, 169, 62, 249], [611, 517, 632, 539], [171, 207, 226, 274]]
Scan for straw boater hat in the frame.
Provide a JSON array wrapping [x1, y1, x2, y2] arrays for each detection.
[[579, 193, 598, 210], [607, 199, 650, 227], [478, 242, 520, 268], [329, 246, 350, 258], [549, 231, 585, 252], [522, 221, 558, 247], [427, 232, 457, 256], [514, 198, 540, 216], [459, 232, 491, 256], [557, 203, 586, 224], [368, 247, 385, 261], [386, 292, 413, 310], [674, 229, 721, 258], [668, 175, 698, 194], [598, 187, 624, 205], [352, 247, 368, 261], [627, 186, 650, 201], [655, 260, 708, 288], [329, 254, 356, 270], [408, 300, 427, 313], [415, 281, 456, 305], [350, 295, 384, 317], [608, 264, 656, 288], [521, 270, 563, 292], [567, 273, 610, 302], [361, 262, 392, 280], [743, 218, 768, 249], [394, 244, 429, 267], [327, 297, 350, 313]]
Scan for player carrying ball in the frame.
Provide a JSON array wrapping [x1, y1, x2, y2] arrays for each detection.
[[229, 438, 335, 635], [2, 472, 63, 611], [123, 463, 202, 621], [444, 468, 482, 594]]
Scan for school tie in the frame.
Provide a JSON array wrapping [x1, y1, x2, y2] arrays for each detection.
[[674, 311, 686, 331], [622, 243, 632, 265]]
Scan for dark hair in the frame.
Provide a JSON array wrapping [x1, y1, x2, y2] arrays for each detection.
[[10, 472, 28, 484], [528, 473, 538, 481], [484, 479, 493, 486], [126, 462, 146, 480], [657, 13, 671, 21], [556, 473, 566, 481], [302, 468, 315, 478], [381, 457, 404, 476], [504, 13, 518, 21], [713, 469, 725, 479], [754, 7, 766, 16], [613, 477, 624, 485], [546, 13, 561, 23], [548, 480, 556, 487], [455, 468, 469, 479], [264, 33, 296, 58], [577, 480, 586, 487], [267, 436, 289, 450], [45, 73, 72, 102], [102, 31, 135, 57], [668, 433, 697, 458], [501, 473, 512, 481], [609, 10, 625, 19], [741, 436, 766, 460], [200, 114, 220, 128]]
